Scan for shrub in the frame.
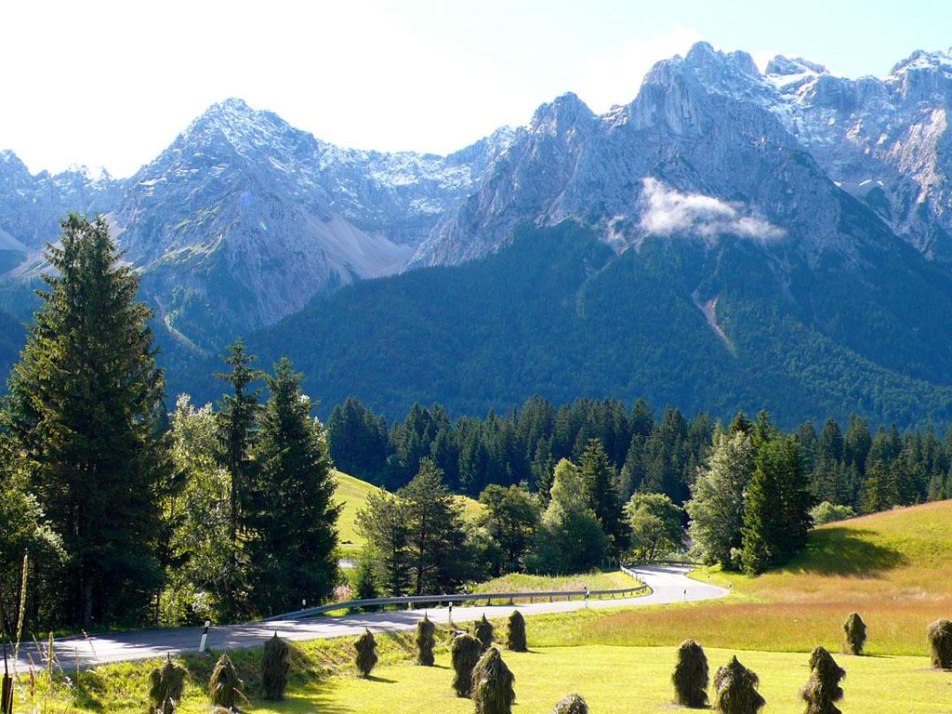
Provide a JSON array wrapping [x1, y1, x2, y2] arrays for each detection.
[[672, 639, 709, 708], [810, 502, 855, 526], [475, 614, 495, 652], [842, 612, 866, 655], [506, 611, 527, 652], [801, 646, 846, 714], [472, 647, 516, 714], [261, 633, 291, 700], [927, 619, 952, 669], [208, 653, 244, 710], [416, 614, 436, 666], [552, 693, 589, 713], [451, 632, 483, 697], [148, 654, 187, 714], [354, 628, 378, 677], [713, 656, 765, 714]]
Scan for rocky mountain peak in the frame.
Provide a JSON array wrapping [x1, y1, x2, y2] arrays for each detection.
[[766, 56, 828, 77], [886, 48, 952, 103], [529, 92, 595, 135]]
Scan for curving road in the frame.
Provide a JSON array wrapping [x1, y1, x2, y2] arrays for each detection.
[[12, 566, 728, 671]]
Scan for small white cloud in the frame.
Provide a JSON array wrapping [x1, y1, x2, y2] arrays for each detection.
[[639, 178, 785, 243]]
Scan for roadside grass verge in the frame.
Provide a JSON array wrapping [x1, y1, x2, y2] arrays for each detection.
[[470, 570, 637, 595]]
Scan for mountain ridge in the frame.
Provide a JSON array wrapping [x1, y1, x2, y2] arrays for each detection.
[[4, 45, 952, 429]]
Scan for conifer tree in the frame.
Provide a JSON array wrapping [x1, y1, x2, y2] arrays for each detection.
[[687, 432, 755, 568], [213, 340, 261, 618], [580, 438, 625, 547], [246, 358, 340, 615], [7, 214, 169, 627], [741, 436, 811, 574], [215, 340, 261, 550]]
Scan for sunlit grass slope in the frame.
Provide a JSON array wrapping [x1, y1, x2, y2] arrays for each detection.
[[471, 571, 636, 594], [333, 470, 484, 549], [333, 470, 383, 548], [573, 500, 952, 655]]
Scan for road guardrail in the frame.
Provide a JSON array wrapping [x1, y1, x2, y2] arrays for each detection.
[[262, 576, 649, 622]]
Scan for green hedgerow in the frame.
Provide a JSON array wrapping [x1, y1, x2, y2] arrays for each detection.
[[672, 639, 709, 708], [472, 647, 516, 714]]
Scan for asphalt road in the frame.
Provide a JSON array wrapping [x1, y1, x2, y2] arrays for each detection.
[[10, 566, 728, 671]]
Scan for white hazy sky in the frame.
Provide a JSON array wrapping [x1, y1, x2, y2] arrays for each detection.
[[2, 0, 950, 178]]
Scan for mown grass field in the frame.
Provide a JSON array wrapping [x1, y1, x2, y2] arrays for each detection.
[[563, 500, 952, 656], [19, 500, 952, 712]]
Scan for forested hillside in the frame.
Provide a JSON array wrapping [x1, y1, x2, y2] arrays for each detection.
[[235, 222, 952, 430]]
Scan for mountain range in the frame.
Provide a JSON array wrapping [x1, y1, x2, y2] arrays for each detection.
[[3, 42, 952, 428]]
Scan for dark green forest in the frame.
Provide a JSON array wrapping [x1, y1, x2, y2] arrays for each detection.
[[230, 222, 952, 430]]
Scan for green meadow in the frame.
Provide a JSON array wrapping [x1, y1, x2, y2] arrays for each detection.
[[15, 500, 952, 712]]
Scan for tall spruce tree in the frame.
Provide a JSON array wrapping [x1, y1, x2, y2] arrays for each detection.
[[212, 341, 262, 619], [740, 435, 812, 574], [215, 340, 261, 551], [7, 214, 169, 627], [247, 358, 340, 614], [580, 438, 626, 550]]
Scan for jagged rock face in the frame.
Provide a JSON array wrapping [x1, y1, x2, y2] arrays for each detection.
[[413, 42, 880, 271], [763, 48, 952, 260], [0, 99, 512, 350], [0, 151, 118, 271]]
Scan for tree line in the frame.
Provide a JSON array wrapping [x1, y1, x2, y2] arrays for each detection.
[[0, 216, 338, 632], [330, 396, 952, 514]]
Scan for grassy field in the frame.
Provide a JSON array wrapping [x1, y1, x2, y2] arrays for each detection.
[[334, 470, 483, 549], [333, 470, 383, 547], [30, 637, 950, 713], [541, 500, 952, 656], [286, 646, 948, 714], [20, 500, 952, 712]]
